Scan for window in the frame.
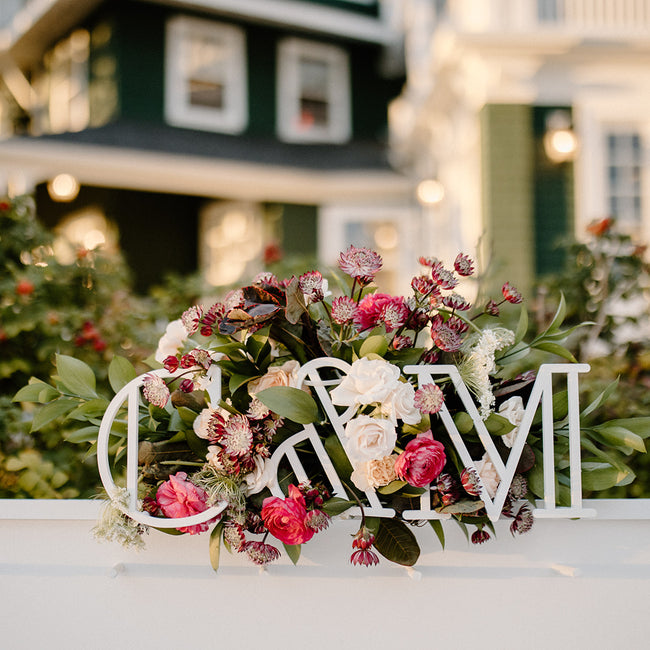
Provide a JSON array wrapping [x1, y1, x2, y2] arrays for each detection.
[[605, 131, 643, 227], [165, 16, 247, 134], [277, 38, 351, 143]]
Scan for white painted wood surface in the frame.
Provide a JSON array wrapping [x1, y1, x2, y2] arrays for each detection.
[[1, 499, 649, 650]]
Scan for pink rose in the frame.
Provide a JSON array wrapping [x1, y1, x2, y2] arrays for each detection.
[[261, 484, 315, 546], [394, 432, 446, 487], [156, 472, 212, 535]]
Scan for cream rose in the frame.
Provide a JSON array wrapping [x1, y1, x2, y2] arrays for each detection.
[[475, 452, 500, 499], [243, 456, 269, 495], [330, 357, 401, 407], [498, 396, 525, 448], [381, 381, 421, 425], [343, 415, 397, 464], [248, 359, 301, 395], [154, 319, 188, 364], [350, 454, 399, 491]]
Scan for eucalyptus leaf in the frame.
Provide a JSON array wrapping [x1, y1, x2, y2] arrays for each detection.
[[374, 518, 420, 567], [55, 354, 97, 399], [531, 341, 577, 363], [283, 542, 301, 565], [377, 480, 408, 495], [429, 519, 445, 549], [581, 462, 633, 491], [321, 497, 355, 516], [108, 356, 137, 394], [209, 521, 224, 573], [12, 379, 56, 404], [593, 424, 646, 453], [440, 500, 485, 515], [256, 386, 319, 424], [359, 335, 389, 358], [31, 397, 79, 432]]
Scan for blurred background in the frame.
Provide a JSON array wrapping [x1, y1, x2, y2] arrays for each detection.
[[1, 0, 650, 498]]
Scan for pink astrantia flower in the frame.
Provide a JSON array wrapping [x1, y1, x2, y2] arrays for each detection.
[[181, 305, 203, 335], [338, 245, 383, 282], [418, 255, 439, 268], [454, 253, 475, 277], [392, 334, 414, 351], [261, 484, 315, 546], [350, 526, 379, 567], [299, 270, 324, 303], [460, 467, 482, 496], [394, 432, 446, 487], [331, 295, 357, 324], [413, 383, 444, 414], [509, 503, 534, 536], [379, 296, 410, 332], [502, 282, 523, 304], [471, 527, 491, 545], [142, 374, 170, 408], [411, 275, 435, 296], [431, 262, 458, 290], [156, 472, 213, 535], [431, 323, 463, 352], [241, 540, 281, 565], [221, 414, 253, 457], [442, 292, 471, 311]]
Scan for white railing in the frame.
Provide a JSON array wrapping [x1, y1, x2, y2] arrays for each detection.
[[447, 0, 650, 35]]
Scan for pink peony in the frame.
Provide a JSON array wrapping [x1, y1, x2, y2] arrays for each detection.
[[261, 484, 315, 545], [394, 432, 446, 487], [156, 472, 213, 534], [354, 293, 408, 332]]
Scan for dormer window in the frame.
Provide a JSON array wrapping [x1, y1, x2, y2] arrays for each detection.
[[277, 38, 351, 143], [165, 16, 247, 133]]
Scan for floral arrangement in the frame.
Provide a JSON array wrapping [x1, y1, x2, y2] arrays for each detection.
[[17, 246, 649, 569]]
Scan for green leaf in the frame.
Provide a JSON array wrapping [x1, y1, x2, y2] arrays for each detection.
[[581, 462, 633, 491], [256, 386, 319, 424], [31, 397, 79, 432], [602, 417, 650, 439], [429, 519, 445, 550], [484, 412, 515, 436], [320, 497, 355, 516], [283, 542, 301, 565], [440, 500, 485, 515], [67, 398, 110, 421], [514, 305, 529, 344], [229, 373, 256, 395], [285, 276, 308, 325], [377, 480, 408, 495], [373, 518, 420, 567], [592, 424, 646, 453], [552, 390, 569, 421], [13, 379, 57, 404], [359, 335, 389, 358], [546, 293, 567, 334], [108, 356, 137, 393], [55, 354, 97, 399], [209, 521, 224, 573], [64, 425, 100, 444], [453, 411, 474, 434], [581, 379, 619, 420], [531, 341, 576, 362], [324, 434, 354, 482]]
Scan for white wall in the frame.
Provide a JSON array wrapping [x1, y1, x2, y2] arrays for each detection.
[[1, 499, 650, 650]]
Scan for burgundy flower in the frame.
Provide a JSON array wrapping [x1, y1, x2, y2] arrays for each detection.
[[181, 305, 203, 335], [418, 255, 439, 268], [431, 323, 463, 352], [454, 253, 475, 277], [485, 299, 500, 316], [305, 509, 330, 532], [242, 540, 281, 565], [350, 526, 379, 567], [502, 282, 523, 304], [431, 262, 458, 290], [338, 245, 383, 282], [442, 292, 470, 311], [392, 334, 414, 351], [163, 355, 179, 373], [379, 296, 410, 332], [299, 270, 325, 303], [411, 275, 435, 296], [510, 503, 534, 536], [460, 468, 482, 496], [420, 348, 440, 364], [179, 378, 194, 393], [509, 473, 528, 500], [471, 527, 491, 545]]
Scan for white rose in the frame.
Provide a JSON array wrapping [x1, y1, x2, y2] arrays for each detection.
[[350, 455, 399, 491], [243, 456, 269, 495], [343, 415, 397, 464], [475, 452, 500, 499], [330, 358, 401, 407], [498, 396, 525, 448], [248, 359, 301, 395], [154, 319, 188, 363], [381, 381, 421, 425]]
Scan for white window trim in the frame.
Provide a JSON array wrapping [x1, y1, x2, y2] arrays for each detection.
[[164, 16, 247, 134], [575, 101, 650, 244], [277, 37, 351, 144]]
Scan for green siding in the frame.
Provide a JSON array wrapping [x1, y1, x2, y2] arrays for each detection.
[[532, 106, 574, 278], [275, 203, 318, 256], [480, 104, 535, 297], [247, 25, 278, 136]]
